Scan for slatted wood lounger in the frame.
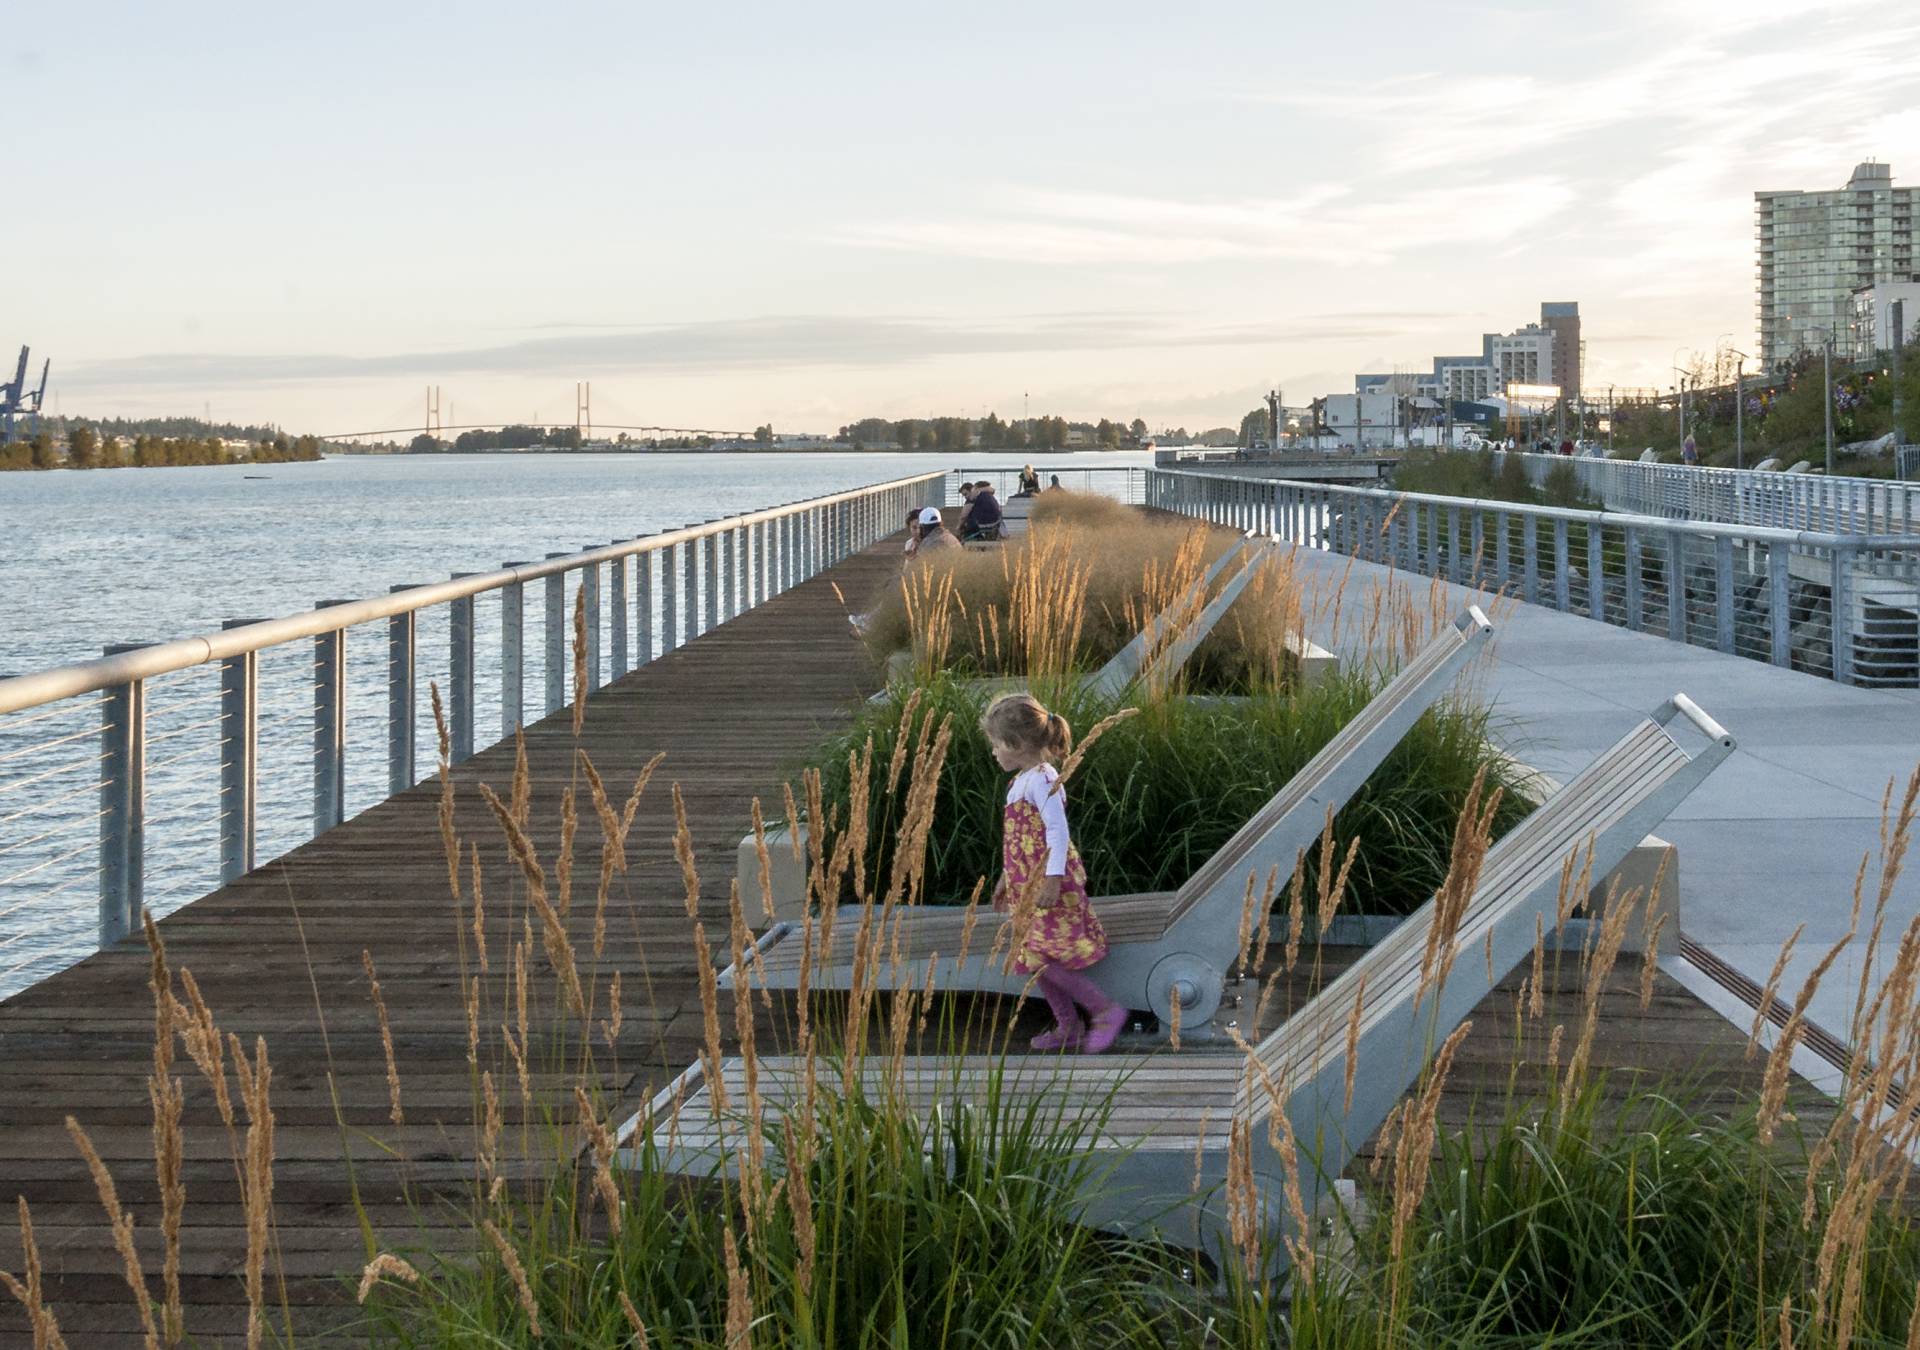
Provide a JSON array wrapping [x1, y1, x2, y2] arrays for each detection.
[[628, 695, 1733, 1275], [729, 606, 1496, 1036]]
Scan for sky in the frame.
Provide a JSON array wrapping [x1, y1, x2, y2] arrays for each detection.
[[9, 0, 1920, 438]]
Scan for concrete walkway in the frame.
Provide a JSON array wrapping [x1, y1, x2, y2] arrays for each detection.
[[1285, 543, 1920, 1047]]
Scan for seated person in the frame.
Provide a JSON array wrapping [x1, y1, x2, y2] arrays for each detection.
[[1016, 464, 1041, 497], [1046, 474, 1062, 491], [851, 508, 955, 634], [960, 481, 1004, 541]]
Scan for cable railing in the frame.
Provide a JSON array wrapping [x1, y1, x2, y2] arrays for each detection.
[[942, 465, 1146, 505], [0, 471, 944, 998], [1149, 467, 1920, 691], [1493, 449, 1920, 535]]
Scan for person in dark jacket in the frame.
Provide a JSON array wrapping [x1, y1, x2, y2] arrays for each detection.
[[961, 481, 1004, 541]]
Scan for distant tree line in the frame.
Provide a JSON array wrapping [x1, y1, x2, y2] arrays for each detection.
[[834, 413, 1155, 452], [408, 425, 588, 454], [0, 426, 324, 471]]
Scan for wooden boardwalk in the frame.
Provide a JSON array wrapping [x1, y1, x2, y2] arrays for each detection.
[[0, 534, 1823, 1346]]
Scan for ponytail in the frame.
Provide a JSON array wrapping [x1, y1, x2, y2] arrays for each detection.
[[982, 693, 1073, 764], [1045, 711, 1072, 760]]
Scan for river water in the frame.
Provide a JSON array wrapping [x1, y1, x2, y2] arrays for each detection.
[[0, 450, 1147, 995]]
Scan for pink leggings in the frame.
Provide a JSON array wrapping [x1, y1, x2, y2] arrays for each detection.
[[1035, 965, 1118, 1024]]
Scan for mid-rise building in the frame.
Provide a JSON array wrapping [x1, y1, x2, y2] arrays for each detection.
[[1539, 301, 1582, 399], [1756, 161, 1920, 368], [1483, 323, 1554, 389], [1849, 281, 1920, 355], [1433, 355, 1500, 404]]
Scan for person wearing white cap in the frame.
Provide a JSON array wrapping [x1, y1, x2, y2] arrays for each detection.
[[913, 505, 958, 557], [851, 507, 956, 635]]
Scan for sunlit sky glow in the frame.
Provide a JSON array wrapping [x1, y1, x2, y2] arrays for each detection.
[[12, 0, 1920, 436]]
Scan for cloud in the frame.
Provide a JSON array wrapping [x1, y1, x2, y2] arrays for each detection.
[[60, 311, 1445, 393], [831, 177, 1575, 268]]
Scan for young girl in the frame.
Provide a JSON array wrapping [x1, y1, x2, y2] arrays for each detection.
[[983, 693, 1128, 1053]]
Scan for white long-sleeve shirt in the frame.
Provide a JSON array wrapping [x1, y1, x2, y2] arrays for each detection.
[[1007, 764, 1071, 877]]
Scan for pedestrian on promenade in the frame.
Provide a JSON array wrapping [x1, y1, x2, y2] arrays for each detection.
[[1682, 435, 1698, 466], [900, 507, 922, 561], [983, 693, 1127, 1053]]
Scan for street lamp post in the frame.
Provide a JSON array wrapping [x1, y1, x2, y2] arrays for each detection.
[[1727, 348, 1750, 470]]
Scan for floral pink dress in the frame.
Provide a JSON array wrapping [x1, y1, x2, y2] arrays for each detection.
[[993, 764, 1108, 973]]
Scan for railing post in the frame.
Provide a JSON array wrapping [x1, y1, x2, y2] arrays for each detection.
[[1446, 506, 1461, 584], [1714, 535, 1736, 654], [217, 620, 261, 884], [387, 586, 418, 796], [582, 558, 602, 691], [1469, 511, 1485, 587], [684, 529, 703, 638], [1553, 521, 1571, 611], [750, 521, 765, 609], [1769, 541, 1792, 667], [1624, 528, 1644, 631], [1667, 531, 1688, 644], [99, 642, 150, 949], [662, 541, 680, 650], [610, 549, 630, 678], [544, 554, 568, 714], [314, 603, 348, 833], [501, 563, 528, 737], [636, 548, 655, 666], [1832, 545, 1855, 684], [1495, 510, 1510, 591], [1588, 523, 1606, 622], [1522, 516, 1539, 606], [450, 576, 476, 762], [704, 530, 721, 632]]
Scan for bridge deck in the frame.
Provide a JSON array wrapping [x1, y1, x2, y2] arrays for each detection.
[[0, 533, 1821, 1345]]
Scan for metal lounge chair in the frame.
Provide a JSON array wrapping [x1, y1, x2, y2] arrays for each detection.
[[632, 695, 1733, 1275], [734, 605, 1496, 1037]]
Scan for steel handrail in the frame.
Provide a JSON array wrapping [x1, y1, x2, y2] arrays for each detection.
[[1151, 468, 1920, 552], [0, 470, 946, 716]]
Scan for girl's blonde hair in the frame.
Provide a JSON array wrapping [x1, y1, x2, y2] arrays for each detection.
[[981, 693, 1071, 762]]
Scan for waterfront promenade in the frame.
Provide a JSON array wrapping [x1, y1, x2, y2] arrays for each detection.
[[0, 521, 1836, 1345], [1286, 543, 1920, 1048]]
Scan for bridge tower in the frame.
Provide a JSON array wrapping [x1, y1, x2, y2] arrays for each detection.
[[576, 381, 591, 442], [425, 385, 443, 442]]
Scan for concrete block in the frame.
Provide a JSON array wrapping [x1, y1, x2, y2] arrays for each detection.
[[736, 825, 810, 924]]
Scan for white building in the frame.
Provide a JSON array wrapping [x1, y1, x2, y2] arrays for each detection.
[[1318, 392, 1400, 448], [1849, 281, 1920, 355], [1757, 161, 1920, 367], [1483, 323, 1555, 390], [1433, 356, 1500, 403]]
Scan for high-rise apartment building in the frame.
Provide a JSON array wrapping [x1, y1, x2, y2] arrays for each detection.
[[1540, 301, 1581, 399], [1756, 161, 1920, 368]]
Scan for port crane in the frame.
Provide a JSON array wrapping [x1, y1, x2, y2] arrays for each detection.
[[1, 345, 50, 445]]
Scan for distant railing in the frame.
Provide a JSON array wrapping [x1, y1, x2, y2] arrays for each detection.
[[1150, 468, 1920, 691], [0, 471, 945, 995], [1492, 450, 1920, 535], [944, 465, 1146, 504]]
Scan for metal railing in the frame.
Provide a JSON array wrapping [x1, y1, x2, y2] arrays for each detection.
[[1492, 450, 1920, 535], [0, 471, 944, 995], [943, 465, 1146, 504], [1150, 467, 1920, 691]]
